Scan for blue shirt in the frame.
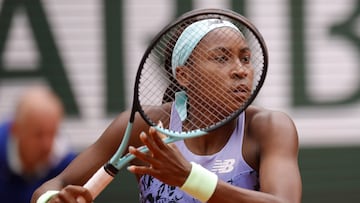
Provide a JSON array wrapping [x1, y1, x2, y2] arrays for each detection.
[[0, 121, 77, 203]]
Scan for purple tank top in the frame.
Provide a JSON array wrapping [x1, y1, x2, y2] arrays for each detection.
[[138, 105, 259, 202]]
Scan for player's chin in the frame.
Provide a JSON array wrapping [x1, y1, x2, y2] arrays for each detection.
[[224, 100, 246, 112]]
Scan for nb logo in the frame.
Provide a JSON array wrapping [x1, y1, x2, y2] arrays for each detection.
[[211, 159, 235, 173]]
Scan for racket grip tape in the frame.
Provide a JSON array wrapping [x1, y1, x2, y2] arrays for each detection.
[[82, 163, 119, 200]]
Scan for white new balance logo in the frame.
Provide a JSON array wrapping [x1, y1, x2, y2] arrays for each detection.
[[211, 159, 235, 173]]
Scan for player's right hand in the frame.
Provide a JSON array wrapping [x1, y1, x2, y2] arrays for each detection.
[[47, 185, 93, 203]]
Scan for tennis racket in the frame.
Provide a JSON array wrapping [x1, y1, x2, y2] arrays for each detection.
[[81, 8, 268, 201]]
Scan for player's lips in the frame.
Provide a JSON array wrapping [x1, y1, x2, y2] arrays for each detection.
[[229, 84, 251, 100], [230, 84, 250, 94]]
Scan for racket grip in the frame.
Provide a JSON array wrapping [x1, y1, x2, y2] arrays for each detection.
[[83, 163, 118, 200]]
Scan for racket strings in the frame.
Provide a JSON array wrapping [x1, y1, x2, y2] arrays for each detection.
[[183, 28, 262, 121], [142, 29, 235, 128], [143, 38, 258, 125], [138, 14, 266, 134]]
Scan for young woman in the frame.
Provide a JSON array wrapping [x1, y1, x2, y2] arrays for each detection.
[[32, 17, 302, 203]]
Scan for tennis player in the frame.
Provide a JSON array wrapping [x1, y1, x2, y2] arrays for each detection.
[[32, 16, 302, 203]]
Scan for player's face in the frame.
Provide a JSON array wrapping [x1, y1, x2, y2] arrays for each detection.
[[185, 27, 254, 115]]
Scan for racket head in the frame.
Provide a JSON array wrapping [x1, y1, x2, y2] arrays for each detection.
[[133, 8, 268, 138]]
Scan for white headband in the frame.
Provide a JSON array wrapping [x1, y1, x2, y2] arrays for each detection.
[[171, 19, 243, 78]]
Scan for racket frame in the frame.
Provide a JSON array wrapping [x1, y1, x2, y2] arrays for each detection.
[[82, 8, 268, 200]]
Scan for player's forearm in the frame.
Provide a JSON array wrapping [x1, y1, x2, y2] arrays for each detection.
[[31, 179, 64, 203]]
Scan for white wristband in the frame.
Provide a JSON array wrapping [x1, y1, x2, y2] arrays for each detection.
[[180, 162, 218, 202], [36, 190, 59, 203]]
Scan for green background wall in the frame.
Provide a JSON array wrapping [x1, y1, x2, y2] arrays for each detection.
[[0, 1, 359, 202]]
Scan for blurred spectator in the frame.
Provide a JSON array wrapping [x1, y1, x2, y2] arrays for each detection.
[[0, 86, 77, 203]]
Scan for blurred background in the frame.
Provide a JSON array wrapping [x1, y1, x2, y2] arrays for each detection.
[[0, 0, 359, 202]]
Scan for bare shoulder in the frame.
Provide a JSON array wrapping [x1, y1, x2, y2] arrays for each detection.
[[108, 102, 172, 134], [245, 106, 299, 149], [246, 106, 296, 128], [136, 102, 172, 127], [104, 102, 173, 145]]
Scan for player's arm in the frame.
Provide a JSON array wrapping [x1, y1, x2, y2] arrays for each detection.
[[31, 111, 144, 203]]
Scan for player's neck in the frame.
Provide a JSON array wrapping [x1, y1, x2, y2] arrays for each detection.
[[184, 121, 236, 155]]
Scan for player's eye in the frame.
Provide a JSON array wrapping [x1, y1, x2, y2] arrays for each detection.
[[213, 55, 230, 63], [240, 55, 251, 64], [239, 48, 251, 65]]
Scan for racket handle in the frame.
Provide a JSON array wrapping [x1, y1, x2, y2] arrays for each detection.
[[82, 163, 119, 200]]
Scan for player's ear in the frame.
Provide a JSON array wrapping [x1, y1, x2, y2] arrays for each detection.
[[175, 66, 190, 87]]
